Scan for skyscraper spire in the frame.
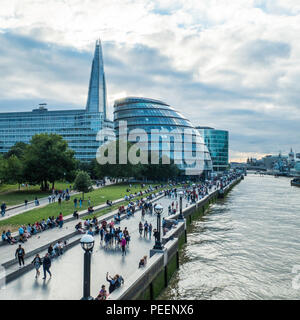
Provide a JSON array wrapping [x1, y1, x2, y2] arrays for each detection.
[[86, 40, 107, 118]]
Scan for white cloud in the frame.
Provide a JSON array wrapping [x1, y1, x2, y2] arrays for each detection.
[[0, 0, 300, 160]]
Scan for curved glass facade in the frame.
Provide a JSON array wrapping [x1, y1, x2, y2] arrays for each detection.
[[196, 127, 229, 172], [114, 97, 212, 176]]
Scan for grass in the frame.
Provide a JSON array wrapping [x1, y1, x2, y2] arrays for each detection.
[[0, 182, 163, 233], [0, 182, 73, 206]]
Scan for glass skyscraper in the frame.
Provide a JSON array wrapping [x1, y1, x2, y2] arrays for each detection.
[[196, 127, 229, 172], [0, 40, 113, 161], [114, 97, 212, 176]]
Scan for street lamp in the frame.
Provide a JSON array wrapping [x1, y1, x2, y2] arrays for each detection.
[[153, 204, 163, 250], [178, 191, 184, 220], [80, 234, 94, 300]]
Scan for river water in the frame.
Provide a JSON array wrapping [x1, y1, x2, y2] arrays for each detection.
[[160, 174, 300, 300]]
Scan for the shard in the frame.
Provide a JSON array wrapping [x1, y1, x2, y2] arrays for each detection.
[[86, 39, 107, 119]]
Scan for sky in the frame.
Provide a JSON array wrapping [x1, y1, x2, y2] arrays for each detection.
[[0, 0, 300, 162]]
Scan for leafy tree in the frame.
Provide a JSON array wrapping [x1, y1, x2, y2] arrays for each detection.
[[73, 170, 93, 199], [94, 140, 139, 179], [4, 155, 24, 189], [4, 142, 28, 159], [93, 141, 181, 181], [0, 156, 6, 185], [23, 133, 76, 191]]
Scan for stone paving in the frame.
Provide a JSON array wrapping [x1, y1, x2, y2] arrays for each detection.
[[0, 194, 190, 300]]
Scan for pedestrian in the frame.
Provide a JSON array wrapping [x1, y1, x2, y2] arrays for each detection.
[[58, 212, 64, 228], [58, 197, 62, 206], [24, 199, 28, 208], [15, 244, 25, 268], [1, 202, 6, 217], [100, 227, 104, 243], [121, 236, 126, 256], [79, 198, 82, 208], [42, 253, 52, 280], [139, 221, 143, 237], [144, 221, 148, 238], [74, 197, 77, 208], [48, 195, 51, 204], [149, 223, 152, 239], [32, 254, 42, 278]]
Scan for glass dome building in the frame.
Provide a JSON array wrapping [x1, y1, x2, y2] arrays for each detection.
[[113, 97, 212, 177]]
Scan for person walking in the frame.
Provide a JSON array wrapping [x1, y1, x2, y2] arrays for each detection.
[[31, 254, 42, 278], [79, 198, 82, 208], [121, 236, 127, 256], [58, 212, 64, 228], [149, 223, 152, 239], [1, 202, 6, 217], [42, 253, 52, 280], [15, 245, 25, 268], [144, 221, 148, 238], [139, 222, 143, 237], [24, 199, 28, 208], [74, 197, 77, 209]]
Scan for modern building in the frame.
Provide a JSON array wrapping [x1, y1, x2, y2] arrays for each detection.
[[114, 97, 212, 177], [0, 40, 113, 161], [196, 127, 229, 172]]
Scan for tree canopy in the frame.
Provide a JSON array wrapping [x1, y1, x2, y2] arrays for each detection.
[[22, 134, 76, 190], [73, 170, 93, 199]]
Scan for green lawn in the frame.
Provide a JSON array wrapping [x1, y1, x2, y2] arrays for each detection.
[[0, 183, 163, 233], [0, 182, 73, 207]]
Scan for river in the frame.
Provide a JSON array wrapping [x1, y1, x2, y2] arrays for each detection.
[[160, 174, 300, 300]]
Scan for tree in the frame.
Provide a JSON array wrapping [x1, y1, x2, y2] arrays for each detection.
[[0, 156, 5, 186], [23, 133, 76, 191], [94, 140, 139, 180], [4, 155, 24, 189], [4, 142, 28, 159], [73, 170, 93, 200]]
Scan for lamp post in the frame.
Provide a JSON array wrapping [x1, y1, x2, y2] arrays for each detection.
[[153, 204, 163, 250], [80, 234, 94, 300], [178, 191, 184, 220]]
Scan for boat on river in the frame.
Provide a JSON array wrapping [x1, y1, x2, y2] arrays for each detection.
[[291, 178, 300, 187]]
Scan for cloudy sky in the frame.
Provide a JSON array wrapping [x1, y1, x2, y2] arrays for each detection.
[[0, 0, 300, 161]]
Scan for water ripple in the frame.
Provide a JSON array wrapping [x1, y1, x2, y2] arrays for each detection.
[[160, 175, 300, 300]]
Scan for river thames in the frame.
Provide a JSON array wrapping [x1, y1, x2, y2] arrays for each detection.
[[160, 174, 300, 300]]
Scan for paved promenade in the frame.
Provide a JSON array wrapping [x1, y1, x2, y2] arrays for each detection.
[[0, 194, 190, 300]]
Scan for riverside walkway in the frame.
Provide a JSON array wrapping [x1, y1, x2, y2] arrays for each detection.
[[0, 193, 190, 300]]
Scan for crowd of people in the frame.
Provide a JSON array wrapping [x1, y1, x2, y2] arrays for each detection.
[[1, 212, 64, 245], [2, 175, 244, 299]]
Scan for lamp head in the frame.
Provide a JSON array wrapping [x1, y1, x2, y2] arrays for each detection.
[[154, 204, 163, 215], [80, 234, 94, 252]]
